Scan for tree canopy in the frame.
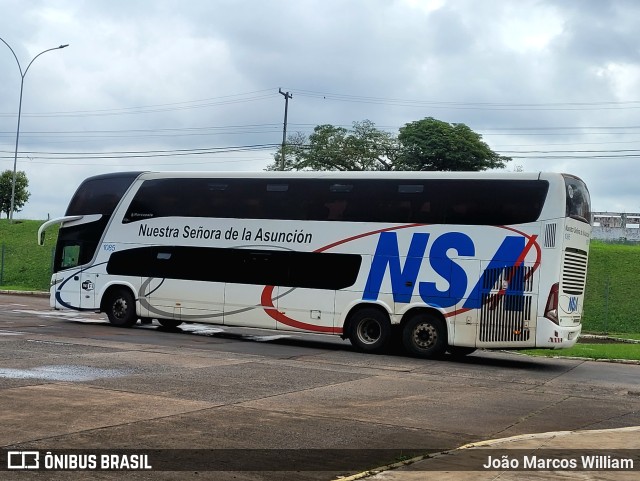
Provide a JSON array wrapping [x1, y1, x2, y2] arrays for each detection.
[[268, 117, 510, 172], [268, 120, 397, 171], [0, 170, 31, 219], [396, 117, 510, 171]]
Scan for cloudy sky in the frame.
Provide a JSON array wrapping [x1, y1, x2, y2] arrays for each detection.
[[1, 0, 639, 220]]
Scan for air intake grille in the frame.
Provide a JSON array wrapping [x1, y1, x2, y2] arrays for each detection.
[[482, 266, 534, 293], [562, 248, 588, 295], [545, 223, 557, 248], [480, 294, 532, 342]]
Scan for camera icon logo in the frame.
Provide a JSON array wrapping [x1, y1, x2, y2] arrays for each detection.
[[7, 451, 40, 469]]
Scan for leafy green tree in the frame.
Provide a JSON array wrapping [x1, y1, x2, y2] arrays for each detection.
[[268, 117, 510, 172], [0, 170, 31, 218], [396, 117, 510, 171], [268, 120, 397, 171]]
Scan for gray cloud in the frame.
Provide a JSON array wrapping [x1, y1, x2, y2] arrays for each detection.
[[0, 0, 638, 218]]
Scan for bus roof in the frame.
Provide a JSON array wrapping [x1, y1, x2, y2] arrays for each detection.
[[133, 170, 567, 182]]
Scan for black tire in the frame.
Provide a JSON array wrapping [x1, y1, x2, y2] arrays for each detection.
[[447, 346, 477, 358], [348, 307, 391, 353], [105, 288, 138, 327], [402, 313, 446, 358], [158, 319, 183, 329]]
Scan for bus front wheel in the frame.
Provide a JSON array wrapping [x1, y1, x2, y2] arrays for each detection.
[[348, 308, 391, 353], [402, 313, 446, 358], [105, 288, 138, 328]]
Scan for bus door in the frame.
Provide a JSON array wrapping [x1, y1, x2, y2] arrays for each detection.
[[79, 271, 98, 309], [54, 241, 90, 310]]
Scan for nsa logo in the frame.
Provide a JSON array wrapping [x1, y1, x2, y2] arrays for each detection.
[[567, 296, 578, 313]]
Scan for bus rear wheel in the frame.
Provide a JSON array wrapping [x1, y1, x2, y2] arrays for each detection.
[[105, 288, 138, 327], [348, 308, 391, 354], [158, 319, 183, 329], [402, 313, 446, 359]]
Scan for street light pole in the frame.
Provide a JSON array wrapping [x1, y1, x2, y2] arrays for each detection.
[[0, 37, 68, 221]]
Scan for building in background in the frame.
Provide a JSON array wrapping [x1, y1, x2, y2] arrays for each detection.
[[592, 212, 640, 243]]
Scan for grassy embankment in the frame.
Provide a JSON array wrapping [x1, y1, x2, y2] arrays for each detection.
[[1, 220, 638, 359], [0, 219, 58, 290], [524, 240, 640, 360]]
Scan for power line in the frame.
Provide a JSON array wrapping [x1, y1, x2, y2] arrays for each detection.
[[3, 85, 640, 120], [0, 89, 278, 118], [288, 88, 640, 111], [4, 142, 640, 161], [0, 143, 279, 160]]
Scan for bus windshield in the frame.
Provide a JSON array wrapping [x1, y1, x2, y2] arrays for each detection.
[[66, 172, 143, 216], [54, 172, 142, 272]]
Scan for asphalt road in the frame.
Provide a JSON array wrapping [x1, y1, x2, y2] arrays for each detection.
[[1, 293, 639, 480]]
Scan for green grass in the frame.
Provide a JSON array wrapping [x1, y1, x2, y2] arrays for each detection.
[[582, 241, 640, 335], [0, 219, 58, 291], [523, 342, 640, 361]]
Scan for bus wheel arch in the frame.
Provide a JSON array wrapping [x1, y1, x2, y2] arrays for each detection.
[[344, 304, 392, 354], [400, 308, 447, 359], [102, 285, 138, 328]]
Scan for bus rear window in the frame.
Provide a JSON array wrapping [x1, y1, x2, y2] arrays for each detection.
[[563, 175, 591, 224]]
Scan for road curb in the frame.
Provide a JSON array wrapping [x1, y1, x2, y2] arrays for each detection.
[[458, 425, 640, 449], [338, 426, 640, 480], [0, 289, 49, 298]]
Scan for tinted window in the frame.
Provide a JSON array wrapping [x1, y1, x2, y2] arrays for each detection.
[[123, 178, 549, 226], [66, 172, 141, 216], [53, 216, 110, 272], [107, 246, 362, 290]]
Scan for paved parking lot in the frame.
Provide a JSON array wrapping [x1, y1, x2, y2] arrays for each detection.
[[1, 293, 639, 480]]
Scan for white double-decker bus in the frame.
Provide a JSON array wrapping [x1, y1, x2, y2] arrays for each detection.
[[38, 171, 591, 358]]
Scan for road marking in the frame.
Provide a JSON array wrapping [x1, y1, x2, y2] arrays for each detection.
[[12, 309, 104, 323], [0, 330, 25, 336], [0, 364, 132, 382]]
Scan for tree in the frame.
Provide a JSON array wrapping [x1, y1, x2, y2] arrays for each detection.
[[267, 117, 510, 172], [396, 117, 510, 171], [267, 120, 398, 171], [0, 170, 31, 219]]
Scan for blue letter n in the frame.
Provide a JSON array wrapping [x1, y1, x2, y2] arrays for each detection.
[[363, 232, 429, 303]]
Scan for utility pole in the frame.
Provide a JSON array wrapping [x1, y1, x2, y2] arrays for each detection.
[[278, 88, 292, 171]]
